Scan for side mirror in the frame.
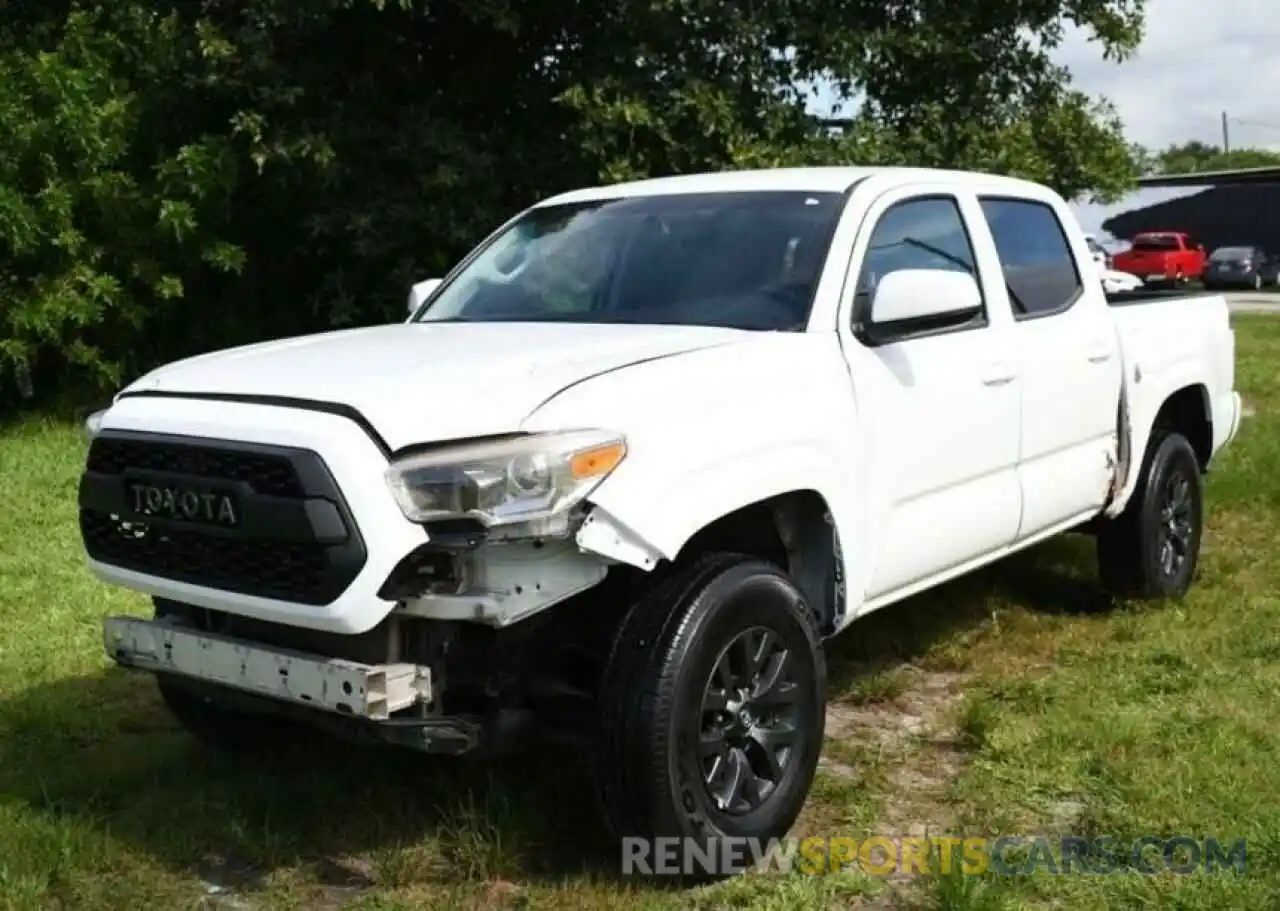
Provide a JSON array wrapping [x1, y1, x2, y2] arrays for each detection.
[[407, 278, 443, 316], [868, 269, 982, 327]]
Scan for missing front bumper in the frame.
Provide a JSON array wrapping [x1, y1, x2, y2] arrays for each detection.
[[103, 614, 432, 721]]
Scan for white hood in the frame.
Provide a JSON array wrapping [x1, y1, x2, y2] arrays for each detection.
[[121, 322, 747, 451]]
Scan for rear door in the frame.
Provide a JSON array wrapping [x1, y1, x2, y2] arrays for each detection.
[[973, 195, 1124, 538]]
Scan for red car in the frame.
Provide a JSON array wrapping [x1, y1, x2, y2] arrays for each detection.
[[1111, 231, 1207, 286]]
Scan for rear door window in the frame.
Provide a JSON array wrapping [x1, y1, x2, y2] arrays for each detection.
[[978, 198, 1083, 319]]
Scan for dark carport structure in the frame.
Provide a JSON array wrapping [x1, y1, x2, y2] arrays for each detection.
[[1102, 166, 1280, 253]]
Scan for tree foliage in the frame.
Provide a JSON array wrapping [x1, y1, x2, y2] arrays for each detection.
[[1, 0, 1149, 404], [1136, 140, 1280, 176]]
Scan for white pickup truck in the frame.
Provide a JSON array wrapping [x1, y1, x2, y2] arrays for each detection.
[[80, 166, 1241, 870]]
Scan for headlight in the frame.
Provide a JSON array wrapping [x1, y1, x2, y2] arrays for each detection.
[[84, 408, 108, 441], [384, 429, 627, 535]]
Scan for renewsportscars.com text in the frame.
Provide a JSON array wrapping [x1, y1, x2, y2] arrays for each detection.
[[621, 835, 1247, 877]]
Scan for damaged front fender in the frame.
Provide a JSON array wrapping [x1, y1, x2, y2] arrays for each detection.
[[574, 507, 665, 570]]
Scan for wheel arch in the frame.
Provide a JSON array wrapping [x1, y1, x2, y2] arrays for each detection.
[[579, 488, 847, 636], [1152, 383, 1213, 470], [672, 490, 845, 636], [1107, 381, 1213, 519]]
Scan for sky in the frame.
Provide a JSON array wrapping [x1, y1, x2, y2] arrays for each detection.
[[810, 0, 1280, 241], [1056, 0, 1280, 237]]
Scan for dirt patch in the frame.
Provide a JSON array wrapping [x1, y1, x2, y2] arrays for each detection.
[[833, 668, 966, 835], [194, 853, 381, 911], [818, 667, 973, 908], [1049, 797, 1086, 832], [194, 853, 265, 910]]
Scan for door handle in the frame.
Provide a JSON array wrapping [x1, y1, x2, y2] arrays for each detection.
[[980, 362, 1017, 386], [1087, 347, 1113, 364]]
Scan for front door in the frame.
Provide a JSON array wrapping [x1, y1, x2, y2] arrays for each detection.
[[839, 190, 1024, 600]]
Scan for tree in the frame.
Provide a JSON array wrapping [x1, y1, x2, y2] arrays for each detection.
[[1, 0, 1149, 404], [1139, 140, 1280, 175]]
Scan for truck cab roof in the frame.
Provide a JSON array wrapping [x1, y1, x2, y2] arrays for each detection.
[[538, 166, 1054, 206]]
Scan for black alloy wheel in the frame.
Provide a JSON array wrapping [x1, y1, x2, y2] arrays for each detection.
[[593, 553, 826, 879], [698, 625, 803, 815], [1097, 431, 1204, 600]]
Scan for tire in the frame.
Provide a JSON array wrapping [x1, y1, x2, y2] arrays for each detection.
[[1096, 431, 1203, 601], [593, 553, 826, 880], [152, 599, 297, 755]]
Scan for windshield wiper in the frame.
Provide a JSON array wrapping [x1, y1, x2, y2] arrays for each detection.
[[896, 236, 1029, 314]]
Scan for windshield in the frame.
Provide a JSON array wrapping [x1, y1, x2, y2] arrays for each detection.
[[1210, 246, 1252, 261], [411, 191, 845, 331]]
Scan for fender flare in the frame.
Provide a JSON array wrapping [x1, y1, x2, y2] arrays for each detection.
[[578, 442, 856, 569], [1105, 363, 1210, 518]]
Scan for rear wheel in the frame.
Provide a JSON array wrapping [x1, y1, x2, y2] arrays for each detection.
[[593, 554, 826, 879], [1096, 432, 1203, 600]]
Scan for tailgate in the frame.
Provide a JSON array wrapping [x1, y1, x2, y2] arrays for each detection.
[[1116, 250, 1169, 271]]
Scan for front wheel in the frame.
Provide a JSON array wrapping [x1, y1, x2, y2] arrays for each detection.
[[593, 554, 826, 879], [1096, 432, 1204, 600]]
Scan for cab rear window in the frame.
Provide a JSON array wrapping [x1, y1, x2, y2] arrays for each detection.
[[1132, 235, 1181, 251]]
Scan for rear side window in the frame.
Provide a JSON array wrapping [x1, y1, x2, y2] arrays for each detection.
[[979, 198, 1083, 319]]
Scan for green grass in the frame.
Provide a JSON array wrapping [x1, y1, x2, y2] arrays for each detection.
[[2, 315, 1279, 910]]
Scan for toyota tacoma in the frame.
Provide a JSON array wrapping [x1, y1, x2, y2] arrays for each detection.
[[80, 166, 1242, 870]]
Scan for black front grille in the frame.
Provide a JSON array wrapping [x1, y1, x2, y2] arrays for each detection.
[[79, 431, 367, 605], [87, 437, 303, 498]]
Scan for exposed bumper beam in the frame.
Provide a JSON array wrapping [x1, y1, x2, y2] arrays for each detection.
[[103, 615, 431, 721]]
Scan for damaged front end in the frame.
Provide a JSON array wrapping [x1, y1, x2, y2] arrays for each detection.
[[104, 429, 666, 757], [379, 427, 663, 626]]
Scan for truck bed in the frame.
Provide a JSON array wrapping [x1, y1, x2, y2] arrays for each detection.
[[1105, 287, 1237, 485], [1105, 288, 1217, 307]]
